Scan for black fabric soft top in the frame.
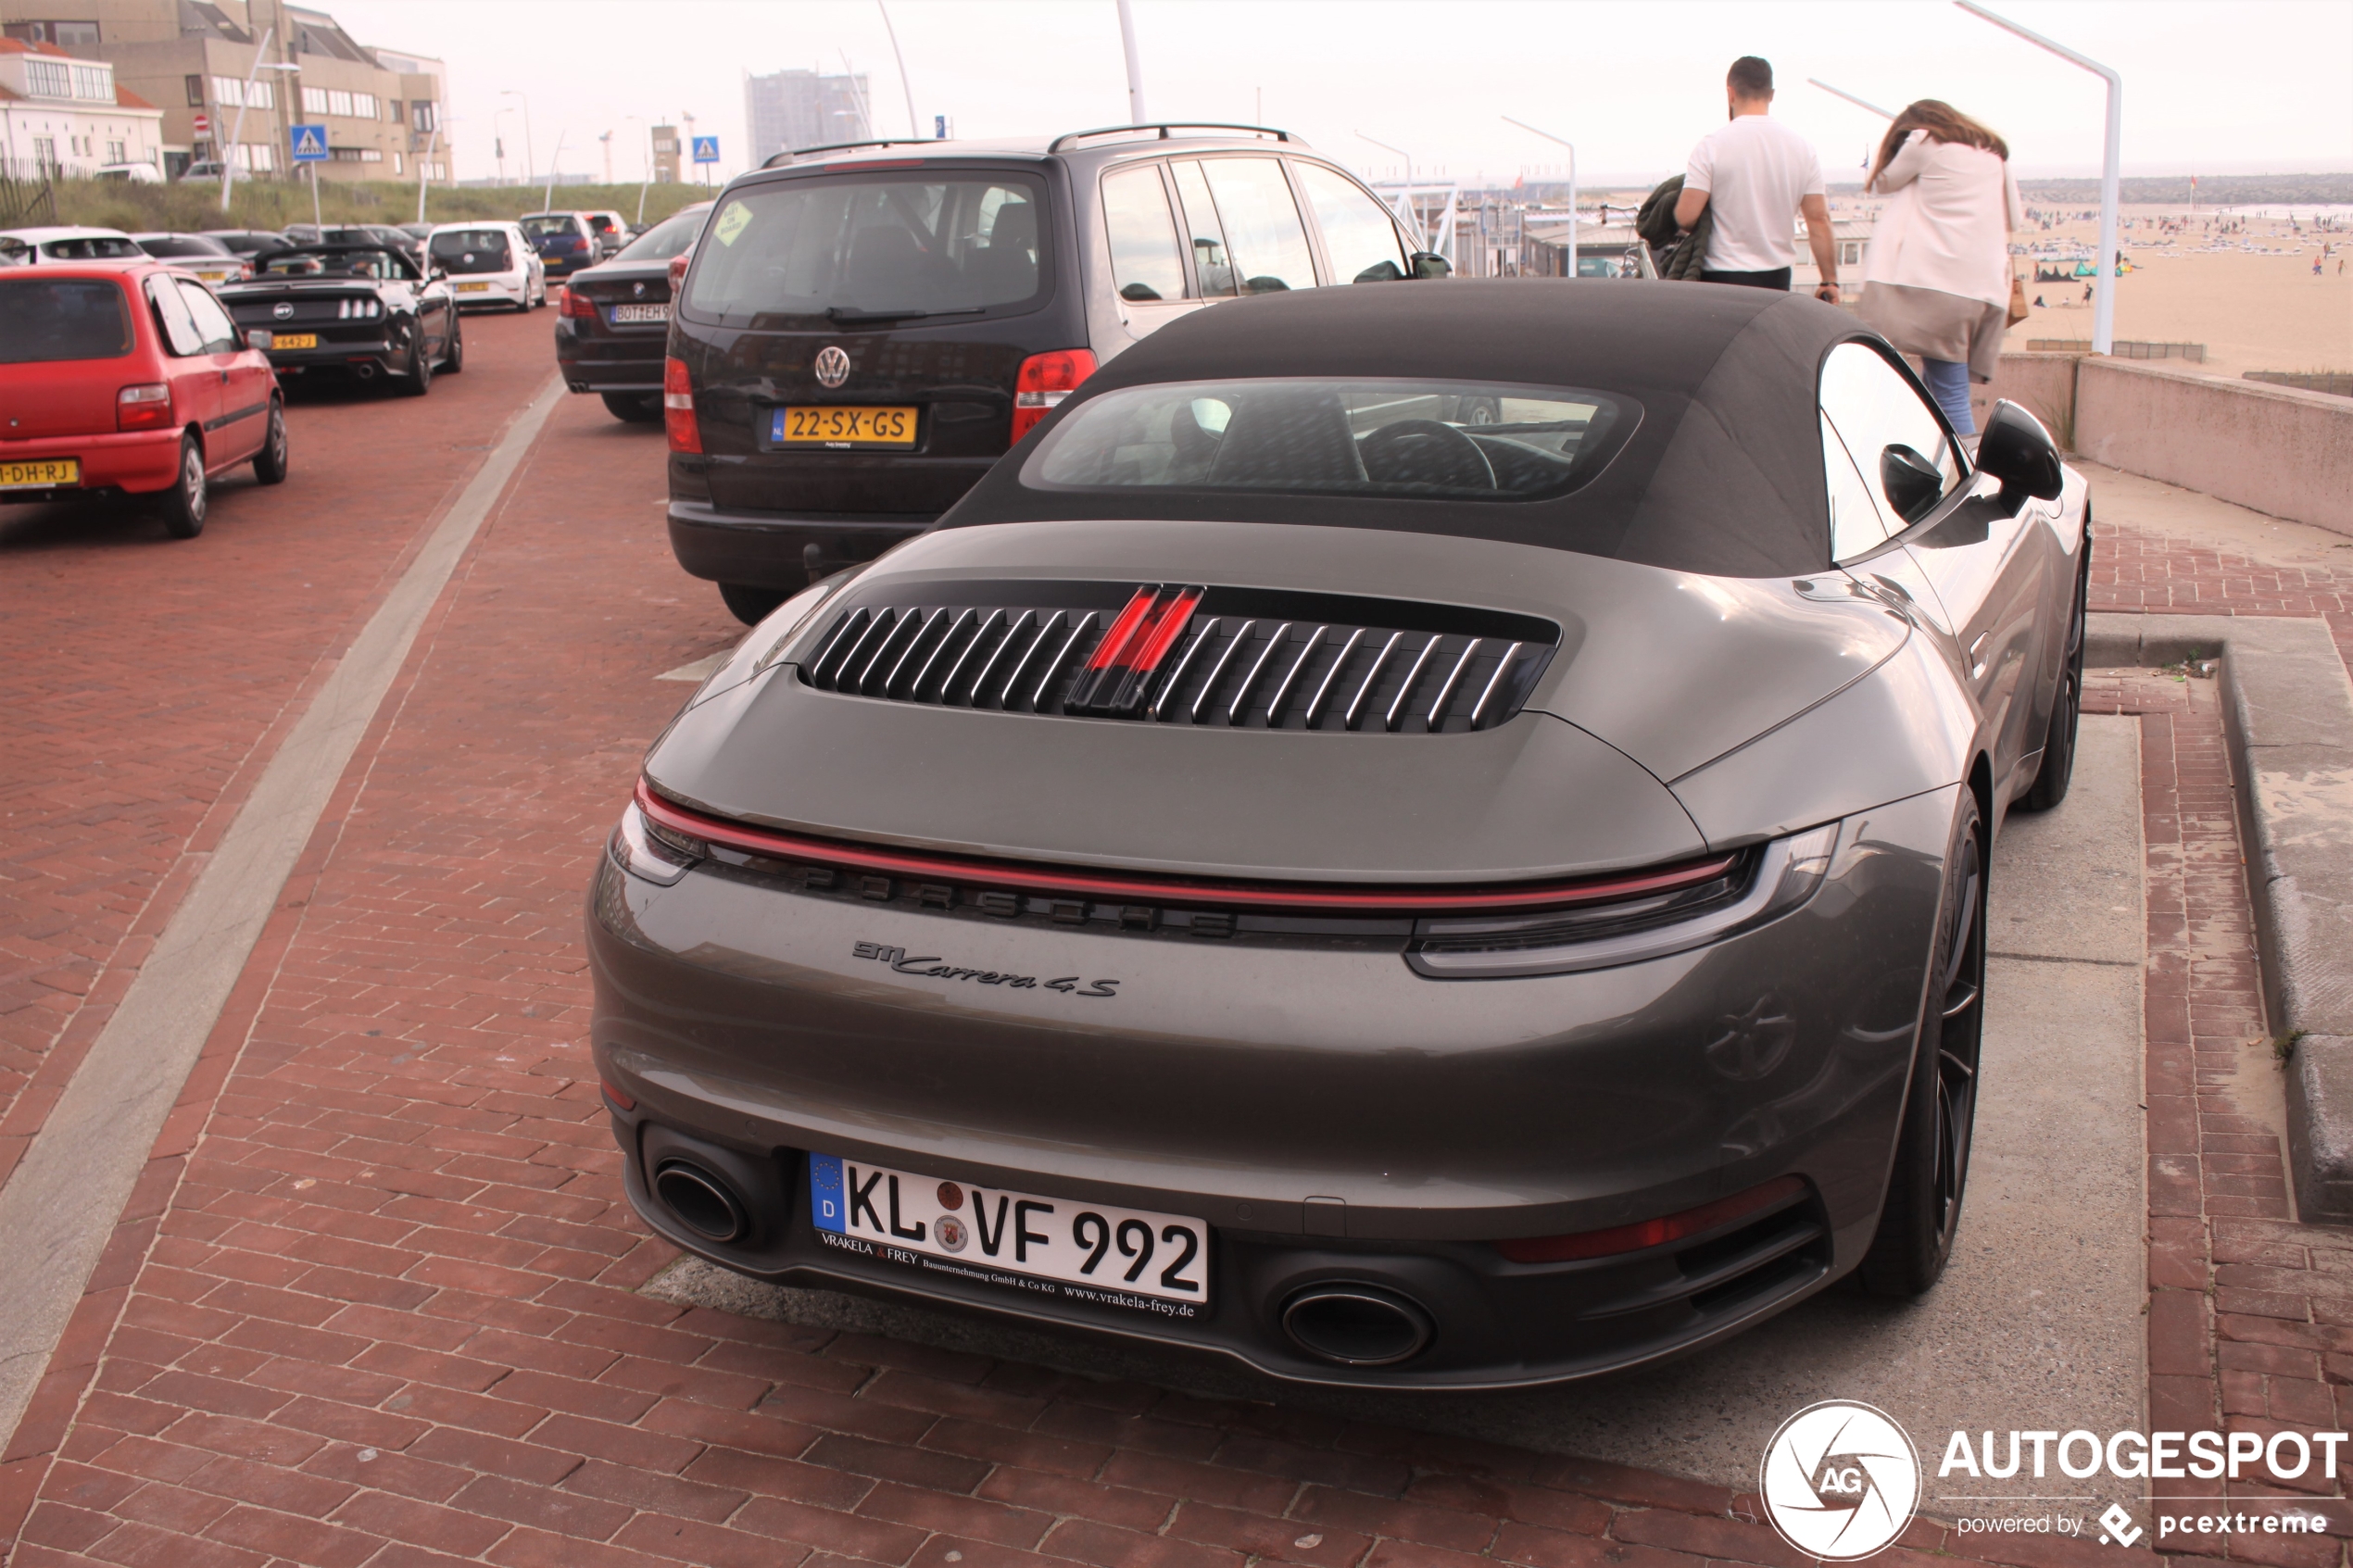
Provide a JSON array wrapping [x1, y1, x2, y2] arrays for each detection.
[[937, 279, 1871, 578]]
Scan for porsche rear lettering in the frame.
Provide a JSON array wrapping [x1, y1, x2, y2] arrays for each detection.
[[851, 941, 1119, 997]]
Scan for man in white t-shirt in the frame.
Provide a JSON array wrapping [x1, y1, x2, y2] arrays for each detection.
[[1672, 56, 1840, 300]]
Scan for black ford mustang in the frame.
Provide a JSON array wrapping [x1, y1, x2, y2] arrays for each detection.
[[218, 243, 461, 395], [590, 282, 2088, 1387]]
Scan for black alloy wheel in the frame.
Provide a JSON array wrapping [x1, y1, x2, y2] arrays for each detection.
[[442, 312, 464, 373], [1859, 792, 1987, 1297], [2020, 522, 2092, 811], [158, 433, 208, 538], [400, 327, 434, 397], [719, 583, 790, 625], [252, 398, 289, 484]]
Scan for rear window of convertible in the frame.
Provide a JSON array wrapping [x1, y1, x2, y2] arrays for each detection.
[[1024, 378, 1635, 502]]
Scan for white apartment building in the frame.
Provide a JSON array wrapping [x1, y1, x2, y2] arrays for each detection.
[[0, 36, 160, 179]]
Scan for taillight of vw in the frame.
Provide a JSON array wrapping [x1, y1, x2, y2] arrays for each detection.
[[558, 286, 596, 320], [664, 356, 700, 453], [116, 383, 171, 432], [1011, 349, 1098, 442]]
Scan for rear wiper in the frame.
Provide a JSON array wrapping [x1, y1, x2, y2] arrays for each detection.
[[824, 305, 984, 323]]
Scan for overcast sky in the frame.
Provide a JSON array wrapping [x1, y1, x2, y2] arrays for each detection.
[[325, 0, 2353, 192]]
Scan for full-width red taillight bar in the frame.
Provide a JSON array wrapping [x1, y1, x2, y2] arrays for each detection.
[[635, 779, 1741, 916]]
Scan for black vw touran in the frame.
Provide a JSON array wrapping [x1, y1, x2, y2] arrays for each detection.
[[661, 124, 1445, 622]]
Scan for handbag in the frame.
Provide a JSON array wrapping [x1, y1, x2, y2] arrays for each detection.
[[2007, 274, 2030, 327]]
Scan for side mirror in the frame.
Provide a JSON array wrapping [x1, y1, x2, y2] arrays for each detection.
[[1879, 445, 1944, 525], [1409, 251, 1452, 280], [1974, 399, 2065, 508]]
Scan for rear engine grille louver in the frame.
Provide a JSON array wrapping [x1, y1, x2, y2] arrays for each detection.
[[798, 583, 1557, 734]]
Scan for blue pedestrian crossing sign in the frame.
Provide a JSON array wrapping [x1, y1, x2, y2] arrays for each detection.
[[289, 124, 329, 163], [691, 135, 719, 165]]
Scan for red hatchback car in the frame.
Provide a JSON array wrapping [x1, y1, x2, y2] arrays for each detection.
[[0, 261, 287, 536]]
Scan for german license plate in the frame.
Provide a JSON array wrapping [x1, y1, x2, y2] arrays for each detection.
[[456, 282, 490, 293], [270, 332, 318, 350], [610, 302, 669, 323], [0, 458, 78, 488], [808, 1152, 1209, 1318], [775, 405, 917, 447]]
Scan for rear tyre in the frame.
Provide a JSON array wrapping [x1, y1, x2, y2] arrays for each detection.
[[2020, 524, 2091, 812], [158, 433, 208, 538], [399, 330, 433, 397], [441, 312, 464, 373], [719, 583, 789, 625], [252, 398, 289, 485], [1858, 791, 1986, 1298], [602, 392, 661, 423]]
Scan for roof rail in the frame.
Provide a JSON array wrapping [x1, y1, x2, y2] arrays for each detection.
[[1045, 122, 1300, 155], [761, 137, 939, 169]]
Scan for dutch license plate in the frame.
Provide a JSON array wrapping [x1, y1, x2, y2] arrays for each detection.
[[809, 1152, 1209, 1319], [775, 405, 917, 447], [0, 458, 79, 488], [456, 282, 490, 293], [270, 332, 319, 350], [610, 302, 669, 323]]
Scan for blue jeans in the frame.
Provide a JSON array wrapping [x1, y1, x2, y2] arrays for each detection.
[[1920, 357, 1975, 435]]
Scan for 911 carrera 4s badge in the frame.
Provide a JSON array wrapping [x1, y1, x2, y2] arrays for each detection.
[[851, 941, 1119, 997], [808, 1151, 1208, 1317]]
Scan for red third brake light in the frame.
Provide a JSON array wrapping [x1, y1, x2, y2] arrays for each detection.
[[116, 383, 171, 432], [557, 285, 596, 320], [664, 356, 701, 454], [1011, 348, 1098, 442], [1492, 1176, 1808, 1264]]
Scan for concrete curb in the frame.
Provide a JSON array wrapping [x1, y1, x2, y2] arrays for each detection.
[[2085, 611, 2353, 1220]]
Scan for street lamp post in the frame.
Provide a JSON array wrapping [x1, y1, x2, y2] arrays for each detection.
[[1957, 0, 2122, 354], [500, 90, 535, 201], [1115, 0, 1147, 125], [218, 26, 277, 211], [1501, 116, 1576, 278], [626, 115, 649, 223], [1806, 78, 1895, 119], [1354, 132, 1424, 248], [876, 0, 919, 141], [542, 128, 566, 211], [415, 113, 451, 225]]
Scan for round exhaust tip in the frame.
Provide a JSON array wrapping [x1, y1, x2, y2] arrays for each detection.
[[653, 1160, 748, 1243], [1280, 1283, 1434, 1367]]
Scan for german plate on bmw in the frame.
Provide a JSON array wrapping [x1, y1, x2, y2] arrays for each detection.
[[808, 1154, 1209, 1319]]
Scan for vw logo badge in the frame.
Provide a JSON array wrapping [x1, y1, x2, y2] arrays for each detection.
[[814, 345, 852, 389], [1758, 1400, 1919, 1561], [272, 302, 295, 320]]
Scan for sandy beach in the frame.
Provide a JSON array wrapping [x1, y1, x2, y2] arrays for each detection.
[[2000, 203, 2353, 377]]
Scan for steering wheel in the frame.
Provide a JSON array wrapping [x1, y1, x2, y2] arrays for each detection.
[[1356, 419, 1497, 490]]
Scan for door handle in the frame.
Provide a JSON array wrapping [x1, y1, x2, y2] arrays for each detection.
[[1969, 632, 1992, 679]]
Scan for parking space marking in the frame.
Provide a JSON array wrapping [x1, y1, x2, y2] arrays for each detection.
[[0, 378, 565, 1456]]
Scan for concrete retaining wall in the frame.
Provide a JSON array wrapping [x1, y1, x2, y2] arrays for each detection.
[[1963, 355, 2353, 539], [2085, 612, 2353, 1220]]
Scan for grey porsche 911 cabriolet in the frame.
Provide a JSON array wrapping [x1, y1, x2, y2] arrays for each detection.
[[588, 281, 2088, 1388]]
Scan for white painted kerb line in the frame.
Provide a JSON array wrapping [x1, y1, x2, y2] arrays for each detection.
[[0, 377, 565, 1454]]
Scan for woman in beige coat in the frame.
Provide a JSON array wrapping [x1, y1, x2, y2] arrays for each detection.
[[1856, 101, 2024, 435]]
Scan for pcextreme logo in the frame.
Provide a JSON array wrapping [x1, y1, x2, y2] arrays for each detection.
[[1760, 1400, 1922, 1561]]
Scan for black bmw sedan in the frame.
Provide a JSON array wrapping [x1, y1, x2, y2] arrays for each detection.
[[555, 202, 710, 423], [588, 282, 2089, 1387], [218, 244, 461, 395]]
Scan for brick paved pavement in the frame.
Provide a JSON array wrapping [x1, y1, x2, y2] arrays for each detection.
[[5, 392, 2353, 1568], [0, 313, 562, 1190]]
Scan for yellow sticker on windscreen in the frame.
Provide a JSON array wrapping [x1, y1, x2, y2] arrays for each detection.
[[712, 201, 752, 247]]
